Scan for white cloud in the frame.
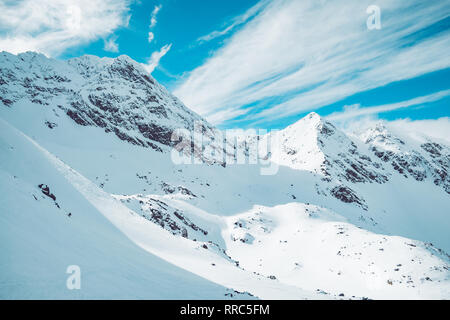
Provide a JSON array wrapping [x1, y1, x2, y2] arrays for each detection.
[[0, 0, 131, 57], [387, 118, 450, 144], [326, 90, 450, 121], [143, 43, 172, 73], [174, 0, 450, 125], [103, 35, 119, 52], [149, 4, 162, 29], [207, 108, 249, 125], [197, 0, 270, 43], [324, 92, 450, 145], [148, 31, 154, 43], [337, 116, 450, 146], [142, 4, 167, 74]]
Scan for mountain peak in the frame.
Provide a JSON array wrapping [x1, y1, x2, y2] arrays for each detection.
[[358, 121, 405, 148], [298, 112, 323, 126], [0, 51, 55, 69], [302, 112, 338, 138], [0, 51, 214, 154], [16, 51, 48, 60], [116, 54, 137, 63], [114, 54, 147, 71], [67, 54, 142, 72], [305, 111, 322, 121], [284, 112, 325, 133]]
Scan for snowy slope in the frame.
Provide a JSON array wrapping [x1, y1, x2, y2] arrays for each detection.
[[223, 203, 449, 299], [0, 118, 328, 300], [255, 113, 450, 251], [0, 119, 244, 299], [1, 52, 449, 299]]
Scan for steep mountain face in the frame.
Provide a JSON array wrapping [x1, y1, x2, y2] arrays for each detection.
[[0, 51, 225, 162], [1, 52, 449, 299], [263, 112, 387, 184], [0, 119, 254, 299], [257, 113, 387, 209], [359, 123, 450, 194], [260, 113, 450, 211]]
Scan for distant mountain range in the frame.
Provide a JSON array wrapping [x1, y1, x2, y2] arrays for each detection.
[[1, 51, 449, 299]]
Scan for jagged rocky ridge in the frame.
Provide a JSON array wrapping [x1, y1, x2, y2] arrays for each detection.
[[360, 123, 450, 194], [1, 52, 449, 205], [0, 51, 227, 162], [1, 52, 449, 208], [256, 112, 450, 209], [1, 52, 449, 299]]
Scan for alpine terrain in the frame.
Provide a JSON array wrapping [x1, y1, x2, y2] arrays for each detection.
[[1, 52, 449, 299]]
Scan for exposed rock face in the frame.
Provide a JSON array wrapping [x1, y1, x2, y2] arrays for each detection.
[[331, 185, 367, 210], [114, 194, 209, 239], [0, 51, 225, 161], [260, 112, 389, 185], [1, 52, 450, 300], [256, 114, 449, 206], [1, 51, 448, 209], [360, 123, 450, 194]]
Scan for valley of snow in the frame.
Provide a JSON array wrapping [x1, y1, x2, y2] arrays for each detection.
[[0, 52, 449, 299]]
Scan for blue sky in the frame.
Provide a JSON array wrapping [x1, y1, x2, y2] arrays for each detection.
[[0, 0, 449, 130]]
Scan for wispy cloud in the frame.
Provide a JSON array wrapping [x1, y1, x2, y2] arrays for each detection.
[[149, 4, 162, 29], [338, 115, 450, 146], [148, 31, 154, 43], [143, 43, 172, 73], [142, 4, 168, 73], [147, 5, 161, 44], [0, 0, 130, 57], [326, 90, 450, 121], [197, 0, 270, 43], [103, 35, 119, 52], [174, 0, 450, 125], [386, 117, 450, 144]]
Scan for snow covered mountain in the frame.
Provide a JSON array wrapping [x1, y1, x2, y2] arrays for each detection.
[[261, 112, 450, 210], [1, 52, 449, 299], [0, 51, 227, 163], [360, 122, 450, 194]]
